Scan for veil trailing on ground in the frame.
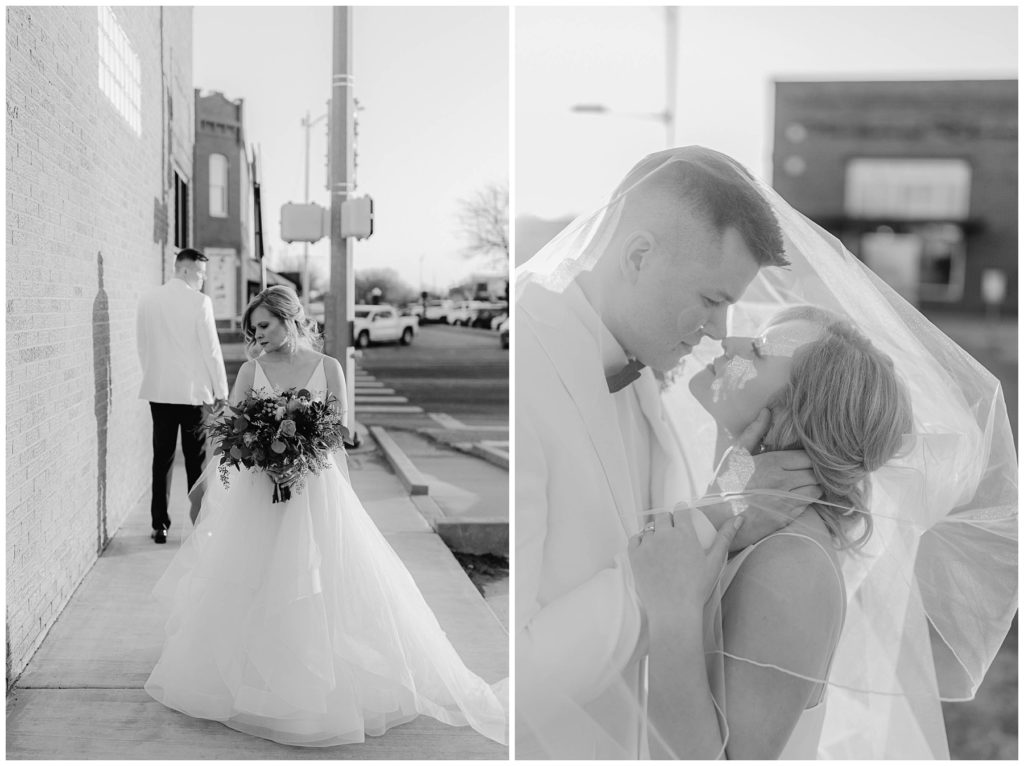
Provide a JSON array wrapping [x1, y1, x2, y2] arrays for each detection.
[[516, 147, 1017, 759]]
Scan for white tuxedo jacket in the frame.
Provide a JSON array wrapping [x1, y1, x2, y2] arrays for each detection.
[[136, 279, 229, 405], [516, 279, 708, 759]]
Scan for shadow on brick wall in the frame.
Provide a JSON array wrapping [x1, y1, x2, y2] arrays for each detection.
[[93, 251, 111, 553]]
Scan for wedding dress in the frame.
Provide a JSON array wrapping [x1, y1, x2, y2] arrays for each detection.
[[144, 359, 507, 747]]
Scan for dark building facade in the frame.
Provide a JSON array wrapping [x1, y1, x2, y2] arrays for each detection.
[[772, 80, 1017, 315], [194, 90, 254, 327]]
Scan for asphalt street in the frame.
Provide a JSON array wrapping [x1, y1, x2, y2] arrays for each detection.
[[355, 323, 509, 428]]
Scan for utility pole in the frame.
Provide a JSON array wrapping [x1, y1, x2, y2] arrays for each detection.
[[300, 108, 328, 313], [664, 6, 677, 148], [328, 6, 356, 424]]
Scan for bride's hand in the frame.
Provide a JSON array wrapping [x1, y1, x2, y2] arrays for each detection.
[[707, 409, 822, 551], [628, 513, 743, 625], [267, 464, 302, 487]]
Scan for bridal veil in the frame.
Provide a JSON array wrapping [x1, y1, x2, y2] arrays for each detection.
[[516, 147, 1017, 759]]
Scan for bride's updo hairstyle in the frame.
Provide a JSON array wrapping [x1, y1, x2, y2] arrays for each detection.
[[242, 285, 323, 359], [762, 306, 913, 550]]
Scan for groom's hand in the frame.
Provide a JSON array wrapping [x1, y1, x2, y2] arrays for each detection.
[[628, 513, 744, 624], [707, 409, 822, 552]]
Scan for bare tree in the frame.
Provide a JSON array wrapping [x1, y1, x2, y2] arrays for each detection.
[[456, 182, 509, 266], [273, 251, 330, 295], [354, 267, 418, 305]]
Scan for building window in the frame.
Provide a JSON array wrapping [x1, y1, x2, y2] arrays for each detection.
[[844, 158, 971, 220], [174, 171, 189, 248], [860, 223, 965, 304], [97, 7, 141, 136], [209, 153, 228, 218]]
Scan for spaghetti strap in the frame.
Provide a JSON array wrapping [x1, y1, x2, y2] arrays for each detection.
[[252, 359, 271, 393], [765, 531, 845, 606]]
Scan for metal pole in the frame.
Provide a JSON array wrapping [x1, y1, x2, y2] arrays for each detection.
[[664, 6, 677, 148], [301, 111, 311, 313], [329, 6, 356, 425]]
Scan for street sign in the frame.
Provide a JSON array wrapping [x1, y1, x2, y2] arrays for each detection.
[[281, 202, 329, 243], [341, 196, 373, 239]]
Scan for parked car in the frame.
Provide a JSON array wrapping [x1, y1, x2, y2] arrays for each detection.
[[422, 299, 453, 324], [498, 317, 510, 349], [445, 300, 470, 326], [353, 304, 417, 347], [471, 302, 508, 329], [448, 300, 507, 327], [489, 311, 509, 331]]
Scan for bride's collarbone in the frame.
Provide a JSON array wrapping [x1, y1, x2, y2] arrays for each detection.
[[256, 351, 324, 389]]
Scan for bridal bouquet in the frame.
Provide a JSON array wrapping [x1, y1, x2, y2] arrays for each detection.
[[203, 388, 350, 503]]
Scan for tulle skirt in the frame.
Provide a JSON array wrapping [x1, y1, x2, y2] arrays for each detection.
[[144, 454, 507, 747]]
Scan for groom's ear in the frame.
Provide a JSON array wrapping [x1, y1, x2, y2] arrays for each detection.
[[620, 230, 656, 284]]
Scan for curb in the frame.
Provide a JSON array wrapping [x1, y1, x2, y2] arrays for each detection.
[[470, 443, 509, 470], [368, 425, 429, 495], [372, 427, 508, 557], [414, 429, 509, 471], [435, 519, 509, 558], [411, 498, 508, 558]]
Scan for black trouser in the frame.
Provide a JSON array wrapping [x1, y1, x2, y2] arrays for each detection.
[[150, 402, 206, 531]]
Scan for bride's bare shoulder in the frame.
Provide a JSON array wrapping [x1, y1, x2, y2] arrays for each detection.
[[724, 530, 843, 658]]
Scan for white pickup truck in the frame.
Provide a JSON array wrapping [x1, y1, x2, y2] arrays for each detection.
[[353, 304, 417, 348]]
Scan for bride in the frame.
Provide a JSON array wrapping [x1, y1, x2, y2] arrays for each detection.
[[144, 285, 507, 748], [644, 305, 912, 758]]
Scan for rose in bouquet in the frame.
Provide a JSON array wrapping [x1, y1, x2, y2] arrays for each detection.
[[202, 387, 350, 503]]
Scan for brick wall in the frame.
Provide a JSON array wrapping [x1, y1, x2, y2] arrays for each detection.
[[6, 6, 193, 683]]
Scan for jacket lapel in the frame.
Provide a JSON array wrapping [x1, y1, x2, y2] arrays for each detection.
[[520, 281, 640, 538], [633, 369, 696, 509]]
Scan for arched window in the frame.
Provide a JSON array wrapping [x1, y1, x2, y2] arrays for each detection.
[[209, 153, 228, 218]]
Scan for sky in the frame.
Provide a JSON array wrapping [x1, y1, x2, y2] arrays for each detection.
[[516, 5, 1018, 220], [193, 6, 509, 292]]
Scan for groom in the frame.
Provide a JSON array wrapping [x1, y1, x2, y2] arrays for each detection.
[[136, 248, 228, 543], [515, 148, 822, 758]]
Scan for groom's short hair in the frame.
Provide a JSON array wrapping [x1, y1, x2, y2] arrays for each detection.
[[616, 147, 788, 268], [175, 248, 208, 264]]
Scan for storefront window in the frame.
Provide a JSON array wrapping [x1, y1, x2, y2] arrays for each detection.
[[845, 158, 971, 220]]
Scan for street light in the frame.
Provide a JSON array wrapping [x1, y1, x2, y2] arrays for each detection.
[[569, 7, 678, 148], [300, 107, 329, 312]]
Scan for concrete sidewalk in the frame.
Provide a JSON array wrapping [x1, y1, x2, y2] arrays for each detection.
[[372, 427, 509, 561], [6, 444, 508, 759]]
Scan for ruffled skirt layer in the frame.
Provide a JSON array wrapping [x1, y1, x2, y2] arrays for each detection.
[[144, 456, 507, 747]]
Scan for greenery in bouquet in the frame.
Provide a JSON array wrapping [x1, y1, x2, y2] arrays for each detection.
[[202, 387, 350, 503]]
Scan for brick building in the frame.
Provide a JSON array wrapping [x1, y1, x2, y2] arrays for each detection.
[[772, 79, 1017, 314], [6, 6, 193, 683], [194, 90, 254, 328]]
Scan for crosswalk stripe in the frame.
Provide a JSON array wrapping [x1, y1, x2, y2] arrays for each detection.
[[357, 395, 409, 403], [356, 405, 424, 413], [429, 412, 465, 429]]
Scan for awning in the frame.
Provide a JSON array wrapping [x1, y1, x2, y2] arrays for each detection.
[[243, 258, 299, 289]]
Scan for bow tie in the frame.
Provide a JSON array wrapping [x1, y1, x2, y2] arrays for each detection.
[[606, 358, 646, 393]]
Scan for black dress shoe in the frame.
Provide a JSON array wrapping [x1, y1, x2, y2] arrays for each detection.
[[151, 528, 168, 544]]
